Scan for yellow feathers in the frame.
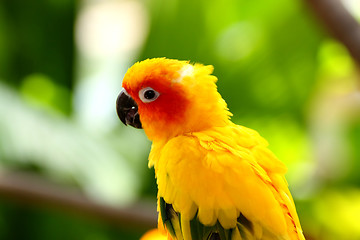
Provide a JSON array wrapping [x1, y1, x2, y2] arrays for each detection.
[[117, 58, 305, 240], [155, 125, 293, 235], [141, 229, 168, 240]]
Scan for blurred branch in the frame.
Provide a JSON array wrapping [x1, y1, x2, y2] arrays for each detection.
[[305, 0, 360, 65], [0, 171, 157, 230]]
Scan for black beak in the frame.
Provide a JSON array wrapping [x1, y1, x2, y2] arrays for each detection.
[[116, 89, 142, 129]]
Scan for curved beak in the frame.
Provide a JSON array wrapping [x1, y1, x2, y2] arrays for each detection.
[[116, 89, 142, 129]]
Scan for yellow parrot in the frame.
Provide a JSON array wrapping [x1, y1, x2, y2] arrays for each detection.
[[116, 58, 305, 240]]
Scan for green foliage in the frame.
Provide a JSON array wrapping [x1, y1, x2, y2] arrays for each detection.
[[0, 199, 142, 240]]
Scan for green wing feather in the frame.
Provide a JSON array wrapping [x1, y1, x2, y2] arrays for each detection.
[[160, 197, 255, 240]]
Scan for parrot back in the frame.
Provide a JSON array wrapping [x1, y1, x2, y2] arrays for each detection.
[[154, 125, 305, 240]]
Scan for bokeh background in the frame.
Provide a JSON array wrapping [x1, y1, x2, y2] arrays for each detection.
[[0, 0, 360, 239]]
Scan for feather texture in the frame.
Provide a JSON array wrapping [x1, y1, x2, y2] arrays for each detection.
[[153, 124, 304, 240], [120, 58, 305, 240]]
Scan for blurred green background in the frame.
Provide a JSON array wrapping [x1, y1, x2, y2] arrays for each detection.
[[0, 0, 360, 239]]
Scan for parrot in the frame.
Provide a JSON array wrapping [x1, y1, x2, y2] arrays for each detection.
[[116, 58, 305, 240]]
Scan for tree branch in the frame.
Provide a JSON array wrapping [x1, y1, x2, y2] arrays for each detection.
[[0, 171, 157, 230], [305, 0, 360, 65]]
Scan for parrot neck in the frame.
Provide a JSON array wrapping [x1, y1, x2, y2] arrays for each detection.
[[147, 116, 231, 170], [143, 107, 232, 144], [148, 140, 165, 169]]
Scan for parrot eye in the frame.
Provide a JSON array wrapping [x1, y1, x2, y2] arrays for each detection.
[[139, 87, 160, 103]]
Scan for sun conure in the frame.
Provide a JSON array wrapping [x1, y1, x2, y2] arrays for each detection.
[[116, 58, 305, 240]]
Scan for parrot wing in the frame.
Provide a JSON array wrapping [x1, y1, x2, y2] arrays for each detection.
[[154, 124, 304, 240]]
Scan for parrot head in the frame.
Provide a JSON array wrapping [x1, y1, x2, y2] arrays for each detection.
[[116, 58, 231, 140]]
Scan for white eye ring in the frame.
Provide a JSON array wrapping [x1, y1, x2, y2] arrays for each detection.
[[139, 87, 160, 103]]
